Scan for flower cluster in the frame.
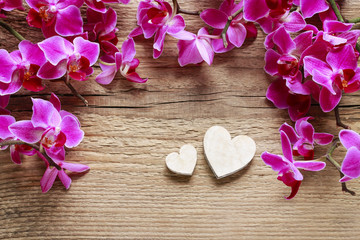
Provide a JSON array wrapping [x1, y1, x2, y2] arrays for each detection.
[[0, 93, 88, 192]]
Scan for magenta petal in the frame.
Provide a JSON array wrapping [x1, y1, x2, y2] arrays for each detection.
[[9, 120, 43, 143], [38, 36, 71, 65], [126, 72, 147, 83], [196, 39, 214, 66], [264, 49, 280, 76], [294, 161, 326, 171], [62, 162, 90, 172], [339, 175, 353, 182], [10, 145, 21, 165], [261, 152, 288, 171], [153, 26, 167, 52], [339, 129, 360, 150], [40, 167, 58, 193], [73, 37, 100, 66], [324, 20, 353, 33], [0, 49, 16, 83], [37, 60, 67, 80], [32, 98, 62, 128], [200, 9, 227, 29], [19, 40, 46, 66], [177, 39, 203, 67], [295, 118, 314, 143], [96, 67, 117, 85], [341, 146, 360, 178], [319, 87, 342, 112], [60, 115, 84, 148], [0, 71, 23, 95], [85, 0, 106, 13], [273, 27, 296, 54], [303, 56, 332, 77], [293, 31, 313, 55], [279, 123, 298, 144], [283, 11, 306, 32], [314, 133, 333, 145], [0, 95, 10, 108], [56, 6, 83, 36], [280, 131, 293, 162], [227, 24, 246, 47], [167, 15, 185, 35], [58, 170, 72, 189], [50, 93, 61, 112], [129, 26, 143, 38], [121, 38, 136, 63], [45, 147, 65, 161], [301, 0, 329, 18], [326, 44, 357, 71], [244, 0, 268, 21], [0, 115, 16, 139], [266, 79, 289, 109]]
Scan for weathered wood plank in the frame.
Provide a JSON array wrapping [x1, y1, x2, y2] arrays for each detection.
[[1, 0, 360, 239]]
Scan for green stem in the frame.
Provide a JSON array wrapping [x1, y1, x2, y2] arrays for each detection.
[[0, 20, 25, 41], [347, 17, 360, 23], [0, 140, 61, 170], [221, 7, 243, 48], [328, 0, 344, 22], [325, 139, 355, 195]]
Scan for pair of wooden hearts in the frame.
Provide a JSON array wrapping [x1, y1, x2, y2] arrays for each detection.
[[166, 126, 256, 179]]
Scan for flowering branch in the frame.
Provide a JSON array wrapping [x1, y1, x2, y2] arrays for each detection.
[[64, 75, 89, 106], [172, 0, 201, 15], [0, 140, 61, 170], [0, 20, 25, 41], [334, 106, 349, 129], [221, 7, 243, 48], [325, 139, 355, 196], [328, 0, 345, 22], [347, 17, 360, 23]]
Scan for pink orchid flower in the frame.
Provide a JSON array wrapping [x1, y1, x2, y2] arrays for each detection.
[[37, 36, 100, 81], [0, 0, 24, 17], [293, 0, 329, 19], [172, 28, 214, 67], [279, 117, 333, 159], [261, 130, 326, 199], [132, 0, 185, 58], [265, 27, 313, 94], [96, 38, 147, 84], [9, 93, 84, 161], [0, 115, 36, 164], [26, 0, 84, 37], [0, 40, 47, 95], [0, 95, 10, 114], [303, 44, 360, 112], [266, 78, 320, 121], [338, 129, 360, 182], [85, 0, 130, 13], [84, 7, 118, 54], [40, 156, 89, 193], [244, 0, 293, 22], [200, 0, 250, 53]]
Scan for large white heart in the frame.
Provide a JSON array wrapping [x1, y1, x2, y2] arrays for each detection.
[[204, 126, 256, 179], [166, 144, 197, 176]]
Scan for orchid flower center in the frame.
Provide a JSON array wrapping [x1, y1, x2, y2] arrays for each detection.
[[40, 128, 66, 149], [147, 5, 169, 24], [68, 55, 90, 73], [38, 5, 56, 23], [338, 69, 355, 90], [120, 63, 131, 76], [277, 55, 299, 76], [266, 0, 292, 18], [23, 64, 40, 81]]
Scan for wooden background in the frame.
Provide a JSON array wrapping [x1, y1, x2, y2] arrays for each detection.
[[1, 1, 360, 239]]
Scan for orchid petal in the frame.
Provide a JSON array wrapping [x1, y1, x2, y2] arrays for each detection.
[[341, 146, 360, 178], [31, 98, 62, 128], [9, 120, 43, 143], [280, 131, 293, 162], [339, 129, 360, 150], [60, 115, 84, 148], [40, 167, 58, 193]]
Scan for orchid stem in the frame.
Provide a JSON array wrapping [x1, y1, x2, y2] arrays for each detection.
[[172, 0, 201, 15], [0, 20, 25, 41], [334, 106, 349, 129], [325, 139, 355, 196], [64, 75, 89, 107], [347, 17, 360, 23], [328, 0, 344, 22], [0, 140, 61, 170], [221, 7, 243, 48]]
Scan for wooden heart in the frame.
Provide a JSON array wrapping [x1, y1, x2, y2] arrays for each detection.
[[204, 126, 256, 179], [166, 144, 197, 176]]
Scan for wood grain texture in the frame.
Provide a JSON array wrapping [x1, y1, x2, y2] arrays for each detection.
[[1, 1, 360, 239]]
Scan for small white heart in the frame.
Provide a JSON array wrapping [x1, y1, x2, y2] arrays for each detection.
[[204, 126, 256, 179], [166, 144, 197, 176]]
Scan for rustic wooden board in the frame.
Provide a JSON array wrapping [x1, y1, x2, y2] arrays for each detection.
[[1, 1, 360, 239]]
